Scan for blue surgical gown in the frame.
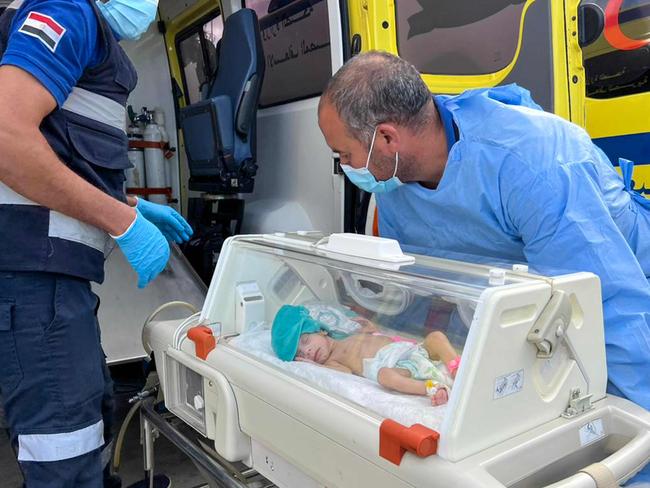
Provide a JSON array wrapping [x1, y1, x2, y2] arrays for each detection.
[[377, 85, 650, 417]]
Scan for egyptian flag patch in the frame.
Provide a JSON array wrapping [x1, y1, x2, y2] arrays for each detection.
[[18, 11, 66, 52]]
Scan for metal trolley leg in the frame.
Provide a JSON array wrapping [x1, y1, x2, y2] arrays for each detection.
[[139, 399, 251, 488]]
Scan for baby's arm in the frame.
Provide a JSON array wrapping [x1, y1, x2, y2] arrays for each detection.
[[324, 360, 353, 373], [295, 357, 352, 373]]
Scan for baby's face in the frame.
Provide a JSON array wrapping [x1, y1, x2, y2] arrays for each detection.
[[296, 332, 330, 363]]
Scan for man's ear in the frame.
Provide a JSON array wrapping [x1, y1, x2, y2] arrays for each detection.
[[375, 123, 401, 155]]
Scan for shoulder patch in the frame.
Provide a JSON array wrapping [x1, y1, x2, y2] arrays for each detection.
[[18, 11, 66, 52]]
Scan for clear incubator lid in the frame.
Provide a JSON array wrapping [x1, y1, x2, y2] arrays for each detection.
[[200, 233, 606, 462], [202, 232, 545, 339]]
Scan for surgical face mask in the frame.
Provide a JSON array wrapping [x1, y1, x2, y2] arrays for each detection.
[[340, 127, 403, 194], [96, 0, 158, 41]]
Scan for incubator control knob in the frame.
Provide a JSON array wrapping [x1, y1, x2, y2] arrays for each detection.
[[489, 268, 506, 286], [512, 264, 529, 273], [193, 394, 205, 411]]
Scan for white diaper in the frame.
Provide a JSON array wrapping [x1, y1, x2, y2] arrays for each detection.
[[362, 341, 452, 387], [362, 341, 417, 383]]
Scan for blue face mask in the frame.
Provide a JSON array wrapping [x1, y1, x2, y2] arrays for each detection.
[[340, 127, 403, 193], [96, 0, 158, 41]]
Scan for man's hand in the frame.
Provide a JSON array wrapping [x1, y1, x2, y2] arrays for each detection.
[[112, 210, 170, 288], [135, 198, 193, 243]]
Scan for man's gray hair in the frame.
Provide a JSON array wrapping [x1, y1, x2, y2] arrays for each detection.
[[321, 51, 433, 145]]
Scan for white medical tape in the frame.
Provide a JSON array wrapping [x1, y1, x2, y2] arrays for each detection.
[[49, 210, 110, 253], [18, 419, 104, 462], [62, 87, 127, 133], [578, 463, 619, 488]]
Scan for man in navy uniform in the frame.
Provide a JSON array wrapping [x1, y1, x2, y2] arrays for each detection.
[[0, 0, 192, 485]]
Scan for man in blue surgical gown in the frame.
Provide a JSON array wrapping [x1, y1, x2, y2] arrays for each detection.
[[318, 51, 650, 482]]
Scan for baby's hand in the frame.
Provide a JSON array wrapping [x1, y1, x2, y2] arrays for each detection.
[[295, 357, 317, 364], [353, 317, 379, 333]]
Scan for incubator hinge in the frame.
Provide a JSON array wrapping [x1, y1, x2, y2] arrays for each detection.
[[562, 388, 594, 418], [527, 290, 572, 358]]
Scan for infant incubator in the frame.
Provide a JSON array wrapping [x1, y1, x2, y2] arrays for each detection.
[[143, 232, 650, 487]]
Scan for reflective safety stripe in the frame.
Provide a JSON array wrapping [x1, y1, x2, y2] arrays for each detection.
[[0, 181, 35, 205], [1, 182, 110, 253], [62, 87, 127, 133], [49, 210, 109, 253], [18, 420, 104, 462]]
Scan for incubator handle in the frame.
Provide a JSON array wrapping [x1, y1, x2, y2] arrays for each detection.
[[545, 431, 650, 488]]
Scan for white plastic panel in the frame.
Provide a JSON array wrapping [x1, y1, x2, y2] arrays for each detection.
[[440, 272, 606, 462]]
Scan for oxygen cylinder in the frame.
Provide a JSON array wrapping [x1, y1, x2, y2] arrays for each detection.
[[126, 125, 145, 192], [153, 108, 171, 189], [143, 112, 167, 205]]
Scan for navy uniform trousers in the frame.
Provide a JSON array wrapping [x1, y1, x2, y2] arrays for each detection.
[[0, 271, 114, 487]]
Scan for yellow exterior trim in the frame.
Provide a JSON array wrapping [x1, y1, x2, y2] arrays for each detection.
[[586, 94, 650, 139], [554, 0, 585, 126], [550, 0, 570, 120]]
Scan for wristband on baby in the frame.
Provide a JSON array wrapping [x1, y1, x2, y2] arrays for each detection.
[[446, 356, 461, 376], [425, 380, 442, 396]]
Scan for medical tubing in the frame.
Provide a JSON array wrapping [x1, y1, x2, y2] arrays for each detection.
[[173, 311, 203, 350], [141, 300, 199, 354], [117, 300, 198, 472], [143, 300, 199, 328], [112, 399, 142, 472]]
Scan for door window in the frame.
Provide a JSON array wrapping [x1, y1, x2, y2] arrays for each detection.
[[395, 0, 528, 75], [580, 0, 650, 99], [177, 13, 225, 105]]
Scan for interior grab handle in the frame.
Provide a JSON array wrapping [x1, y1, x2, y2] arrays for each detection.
[[545, 431, 650, 488]]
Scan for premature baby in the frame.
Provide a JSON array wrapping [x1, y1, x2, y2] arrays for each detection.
[[271, 305, 460, 406]]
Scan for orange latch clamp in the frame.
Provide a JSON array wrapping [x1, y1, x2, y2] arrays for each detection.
[[379, 419, 439, 465], [187, 326, 216, 360]]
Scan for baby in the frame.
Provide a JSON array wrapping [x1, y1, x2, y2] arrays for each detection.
[[271, 305, 460, 406]]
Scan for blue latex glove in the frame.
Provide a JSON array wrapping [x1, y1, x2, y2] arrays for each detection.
[[136, 198, 193, 244], [113, 209, 170, 288]]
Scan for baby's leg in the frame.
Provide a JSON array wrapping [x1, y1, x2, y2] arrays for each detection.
[[377, 367, 427, 395], [377, 367, 450, 406], [423, 331, 458, 364]]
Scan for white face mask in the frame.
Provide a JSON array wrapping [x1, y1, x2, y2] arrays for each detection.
[[340, 127, 403, 193]]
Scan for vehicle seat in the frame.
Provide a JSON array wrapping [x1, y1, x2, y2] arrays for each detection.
[[180, 8, 265, 194]]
